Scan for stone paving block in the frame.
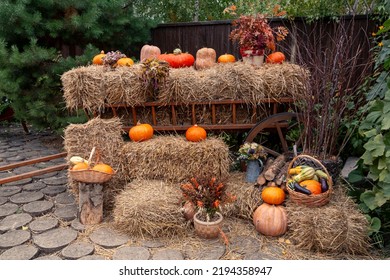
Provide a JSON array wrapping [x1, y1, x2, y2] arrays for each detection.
[[0, 186, 22, 197], [141, 240, 165, 248], [0, 230, 31, 249], [89, 227, 129, 249], [0, 203, 19, 218], [34, 255, 63, 260], [42, 185, 67, 196], [70, 219, 86, 232], [3, 178, 32, 186], [33, 228, 78, 253], [22, 181, 47, 191], [55, 192, 76, 205], [0, 197, 7, 206], [184, 240, 226, 260], [152, 249, 184, 260], [79, 255, 106, 260], [230, 236, 261, 255], [61, 241, 95, 260], [29, 217, 59, 234], [0, 213, 33, 233], [0, 244, 39, 260], [13, 166, 39, 174], [54, 204, 78, 221], [112, 246, 150, 260], [42, 177, 68, 186], [10, 191, 44, 204], [22, 200, 54, 217]]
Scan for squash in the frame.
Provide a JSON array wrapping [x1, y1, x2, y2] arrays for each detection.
[[266, 52, 285, 64], [158, 48, 195, 68], [185, 124, 207, 142], [72, 162, 89, 171], [140, 45, 161, 62], [218, 53, 236, 63], [129, 123, 154, 142], [92, 51, 105, 65], [292, 166, 315, 182], [195, 47, 216, 69], [116, 57, 134, 67], [253, 203, 287, 237], [261, 186, 285, 205], [92, 163, 114, 174], [299, 179, 322, 195]]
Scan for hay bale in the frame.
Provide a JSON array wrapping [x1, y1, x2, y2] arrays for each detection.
[[63, 117, 126, 212], [120, 135, 230, 182], [61, 63, 309, 111], [286, 187, 371, 255], [112, 179, 188, 238], [222, 172, 262, 220]]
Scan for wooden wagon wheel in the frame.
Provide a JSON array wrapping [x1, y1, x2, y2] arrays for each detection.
[[244, 112, 302, 157]]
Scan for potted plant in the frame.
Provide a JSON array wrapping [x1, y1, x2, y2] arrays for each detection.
[[180, 177, 236, 239], [237, 142, 267, 183], [229, 13, 288, 65]]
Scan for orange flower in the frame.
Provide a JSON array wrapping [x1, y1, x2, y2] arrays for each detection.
[[230, 5, 237, 11], [197, 201, 204, 207], [213, 200, 220, 208]]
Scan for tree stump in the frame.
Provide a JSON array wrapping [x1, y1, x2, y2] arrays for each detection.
[[78, 183, 103, 225]]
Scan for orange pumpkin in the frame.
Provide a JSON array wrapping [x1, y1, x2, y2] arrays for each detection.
[[92, 51, 105, 65], [72, 162, 89, 171], [266, 52, 285, 64], [253, 203, 287, 237], [261, 186, 285, 205], [129, 123, 154, 142], [218, 54, 236, 63], [185, 124, 207, 142], [116, 57, 134, 66], [92, 163, 114, 174], [157, 49, 195, 68], [140, 45, 161, 62], [195, 47, 216, 70], [299, 179, 322, 195]]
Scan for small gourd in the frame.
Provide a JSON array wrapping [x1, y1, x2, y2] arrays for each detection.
[[261, 186, 285, 205], [129, 123, 154, 142], [266, 52, 286, 64], [195, 47, 216, 70], [92, 51, 105, 65], [218, 54, 236, 63], [185, 124, 207, 142], [116, 57, 134, 67]]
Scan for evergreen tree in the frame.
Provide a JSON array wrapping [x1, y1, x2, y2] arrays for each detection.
[[0, 0, 156, 131]]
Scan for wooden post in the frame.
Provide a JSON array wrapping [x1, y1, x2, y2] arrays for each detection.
[[78, 182, 103, 225]]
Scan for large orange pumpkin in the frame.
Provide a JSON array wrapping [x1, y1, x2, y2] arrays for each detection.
[[158, 48, 195, 68], [218, 54, 236, 63], [299, 179, 322, 195], [92, 163, 114, 174], [253, 203, 287, 237], [261, 186, 285, 205], [129, 123, 154, 142], [266, 52, 286, 64], [140, 44, 161, 62], [185, 124, 207, 142], [92, 51, 105, 65], [116, 57, 134, 67]]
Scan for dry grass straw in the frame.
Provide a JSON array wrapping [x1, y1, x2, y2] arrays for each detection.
[[61, 62, 309, 112], [222, 172, 262, 220], [285, 186, 371, 255], [63, 117, 126, 213], [112, 179, 189, 238], [61, 65, 146, 113], [120, 135, 230, 183]]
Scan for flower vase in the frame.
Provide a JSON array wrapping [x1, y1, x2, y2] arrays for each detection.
[[252, 55, 264, 66], [193, 211, 223, 239], [246, 159, 263, 183]]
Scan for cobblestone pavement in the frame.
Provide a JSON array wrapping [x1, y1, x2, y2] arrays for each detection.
[[0, 123, 385, 261]]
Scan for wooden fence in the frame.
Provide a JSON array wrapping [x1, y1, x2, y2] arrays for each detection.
[[151, 15, 377, 63]]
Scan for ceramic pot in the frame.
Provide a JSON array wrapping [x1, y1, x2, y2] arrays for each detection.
[[193, 211, 223, 239]]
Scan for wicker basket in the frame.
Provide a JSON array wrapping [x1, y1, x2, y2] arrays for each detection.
[[69, 169, 114, 184], [68, 146, 115, 184], [286, 154, 333, 207]]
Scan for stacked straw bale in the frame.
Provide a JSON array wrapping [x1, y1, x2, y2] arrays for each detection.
[[112, 179, 188, 238], [63, 117, 126, 212], [61, 62, 309, 112], [285, 187, 371, 255], [120, 135, 230, 183]]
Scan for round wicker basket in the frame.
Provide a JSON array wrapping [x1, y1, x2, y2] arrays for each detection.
[[286, 154, 333, 207], [69, 169, 114, 184]]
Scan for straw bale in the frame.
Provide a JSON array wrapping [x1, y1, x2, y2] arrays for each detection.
[[61, 62, 309, 112], [120, 135, 230, 182], [285, 187, 371, 255], [63, 117, 126, 212], [222, 172, 262, 220], [112, 179, 188, 238]]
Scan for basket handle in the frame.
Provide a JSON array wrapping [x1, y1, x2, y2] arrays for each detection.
[[88, 147, 96, 164]]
